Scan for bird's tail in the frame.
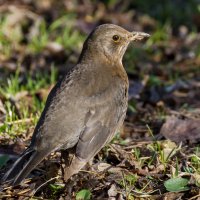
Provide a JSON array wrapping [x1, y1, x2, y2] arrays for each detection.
[[2, 148, 50, 186]]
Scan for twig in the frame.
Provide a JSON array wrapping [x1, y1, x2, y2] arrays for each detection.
[[2, 118, 34, 126], [1, 193, 44, 199], [188, 194, 200, 200], [31, 176, 59, 196]]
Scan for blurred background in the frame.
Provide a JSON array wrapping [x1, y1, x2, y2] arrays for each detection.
[[0, 0, 200, 198]]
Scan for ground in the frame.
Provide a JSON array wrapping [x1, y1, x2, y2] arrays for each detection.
[[0, 0, 200, 199]]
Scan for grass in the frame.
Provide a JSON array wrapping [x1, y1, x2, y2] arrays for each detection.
[[0, 14, 85, 59], [0, 16, 20, 59], [0, 65, 58, 138], [28, 15, 85, 53]]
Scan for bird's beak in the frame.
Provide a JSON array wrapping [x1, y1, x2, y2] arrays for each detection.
[[130, 31, 150, 41]]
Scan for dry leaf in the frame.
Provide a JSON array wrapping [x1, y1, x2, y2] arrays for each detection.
[[160, 116, 200, 143]]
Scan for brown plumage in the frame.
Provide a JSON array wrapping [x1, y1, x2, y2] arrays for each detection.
[[2, 24, 149, 186]]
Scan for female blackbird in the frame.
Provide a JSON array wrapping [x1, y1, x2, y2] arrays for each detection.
[[2, 24, 149, 185]]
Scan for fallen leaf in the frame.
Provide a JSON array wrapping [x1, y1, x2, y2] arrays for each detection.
[[76, 189, 91, 200], [164, 177, 189, 192], [108, 184, 118, 198], [160, 116, 200, 143]]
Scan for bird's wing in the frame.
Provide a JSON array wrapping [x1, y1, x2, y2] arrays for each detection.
[[63, 95, 127, 181], [76, 100, 127, 160], [31, 64, 127, 152], [30, 66, 90, 151]]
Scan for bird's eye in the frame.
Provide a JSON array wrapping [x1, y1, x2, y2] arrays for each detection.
[[112, 35, 120, 42]]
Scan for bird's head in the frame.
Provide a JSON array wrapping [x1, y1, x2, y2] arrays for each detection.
[[79, 24, 150, 63]]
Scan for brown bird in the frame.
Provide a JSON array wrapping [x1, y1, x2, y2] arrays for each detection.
[[2, 24, 149, 186]]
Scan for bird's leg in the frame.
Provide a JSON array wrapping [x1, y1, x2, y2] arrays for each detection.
[[64, 156, 86, 181], [60, 150, 70, 181]]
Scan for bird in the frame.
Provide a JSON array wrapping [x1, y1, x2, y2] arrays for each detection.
[[2, 24, 150, 186]]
